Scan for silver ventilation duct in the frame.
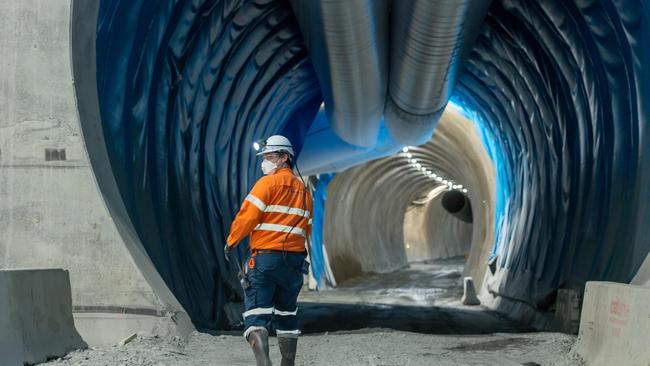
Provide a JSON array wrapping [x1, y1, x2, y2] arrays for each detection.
[[385, 0, 491, 144], [290, 0, 389, 148]]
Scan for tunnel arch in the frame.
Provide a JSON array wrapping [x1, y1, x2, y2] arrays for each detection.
[[452, 0, 650, 324], [321, 107, 496, 284], [71, 0, 650, 330], [74, 0, 321, 330]]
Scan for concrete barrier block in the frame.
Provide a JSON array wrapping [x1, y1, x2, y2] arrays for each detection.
[[0, 269, 87, 366], [575, 281, 650, 366]]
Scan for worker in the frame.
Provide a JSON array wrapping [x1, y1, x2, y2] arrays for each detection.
[[224, 135, 313, 366]]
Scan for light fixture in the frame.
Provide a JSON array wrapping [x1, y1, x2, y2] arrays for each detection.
[[402, 146, 409, 153], [253, 142, 260, 151], [415, 163, 422, 169], [436, 177, 443, 182], [462, 189, 468, 193], [406, 153, 413, 158]]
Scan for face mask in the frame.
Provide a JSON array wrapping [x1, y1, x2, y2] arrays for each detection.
[[261, 159, 277, 175]]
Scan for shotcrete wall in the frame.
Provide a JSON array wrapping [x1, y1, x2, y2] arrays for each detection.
[[322, 107, 495, 284], [0, 0, 160, 314], [403, 186, 473, 263]]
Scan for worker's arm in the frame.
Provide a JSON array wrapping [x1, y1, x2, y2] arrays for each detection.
[[226, 177, 272, 247]]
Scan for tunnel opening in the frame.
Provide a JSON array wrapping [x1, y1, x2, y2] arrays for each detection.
[[68, 0, 650, 340], [293, 106, 516, 336]]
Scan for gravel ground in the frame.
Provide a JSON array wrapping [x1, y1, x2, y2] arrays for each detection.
[[44, 260, 584, 365], [43, 329, 582, 366]]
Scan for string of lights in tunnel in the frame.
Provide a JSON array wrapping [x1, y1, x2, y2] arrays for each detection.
[[400, 147, 469, 194]]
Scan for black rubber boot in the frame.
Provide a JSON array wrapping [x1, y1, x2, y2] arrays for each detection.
[[247, 328, 272, 366], [278, 337, 297, 366]]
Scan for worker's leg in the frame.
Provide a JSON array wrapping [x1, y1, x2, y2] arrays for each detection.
[[243, 255, 276, 366], [243, 260, 276, 339], [272, 252, 305, 366]]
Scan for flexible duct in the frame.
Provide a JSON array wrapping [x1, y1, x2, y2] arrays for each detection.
[[385, 0, 491, 144], [289, 0, 389, 147]]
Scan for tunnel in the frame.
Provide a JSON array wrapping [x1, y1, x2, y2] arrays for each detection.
[[69, 0, 650, 332]]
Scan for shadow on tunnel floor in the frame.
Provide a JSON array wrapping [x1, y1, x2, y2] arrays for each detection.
[[296, 302, 534, 335]]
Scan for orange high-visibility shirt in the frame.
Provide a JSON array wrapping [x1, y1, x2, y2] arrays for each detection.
[[226, 167, 313, 252]]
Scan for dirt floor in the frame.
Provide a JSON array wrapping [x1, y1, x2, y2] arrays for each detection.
[[44, 330, 581, 366], [43, 259, 583, 365]]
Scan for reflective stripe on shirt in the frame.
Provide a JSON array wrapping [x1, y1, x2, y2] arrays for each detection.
[[246, 194, 267, 211], [265, 205, 310, 218], [254, 223, 306, 237]]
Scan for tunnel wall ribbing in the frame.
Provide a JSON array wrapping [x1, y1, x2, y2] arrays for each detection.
[[453, 0, 650, 315], [74, 0, 650, 330], [90, 0, 321, 330]]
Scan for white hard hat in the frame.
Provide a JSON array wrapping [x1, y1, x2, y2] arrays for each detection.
[[256, 135, 294, 156]]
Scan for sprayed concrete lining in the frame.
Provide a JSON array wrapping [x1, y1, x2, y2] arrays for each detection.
[[323, 107, 495, 284], [404, 185, 473, 263], [0, 0, 193, 341], [574, 282, 650, 366], [0, 269, 87, 365]]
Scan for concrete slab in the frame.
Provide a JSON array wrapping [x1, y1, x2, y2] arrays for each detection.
[[574, 281, 650, 366], [73, 312, 162, 347], [0, 269, 87, 366]]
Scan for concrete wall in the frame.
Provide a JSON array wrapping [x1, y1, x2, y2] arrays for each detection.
[[322, 107, 495, 284], [0, 0, 160, 313], [0, 269, 87, 366], [574, 282, 650, 366], [404, 186, 473, 263]]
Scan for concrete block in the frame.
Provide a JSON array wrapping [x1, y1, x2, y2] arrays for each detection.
[[462, 276, 481, 305], [0, 269, 87, 366], [574, 281, 650, 366]]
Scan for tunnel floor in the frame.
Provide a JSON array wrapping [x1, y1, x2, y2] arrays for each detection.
[[297, 258, 531, 335], [45, 259, 580, 365]]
